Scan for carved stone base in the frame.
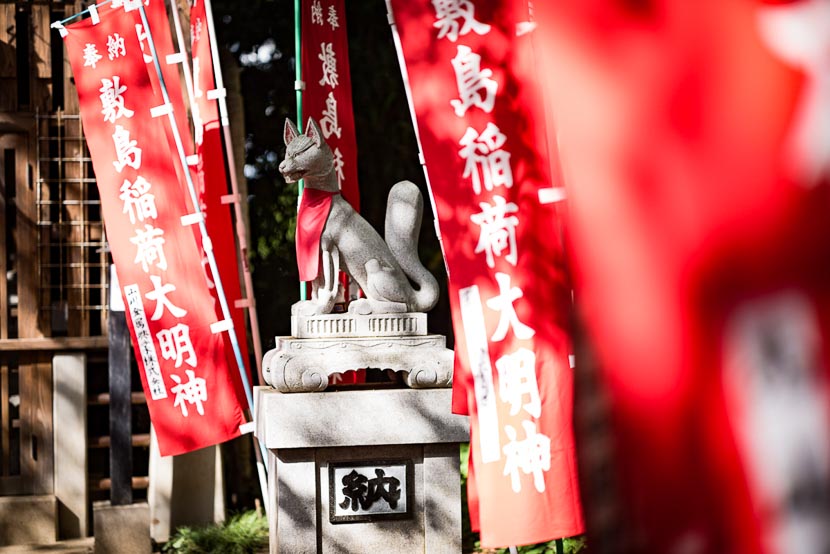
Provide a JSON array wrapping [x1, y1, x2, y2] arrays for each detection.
[[263, 335, 453, 393], [290, 310, 428, 339]]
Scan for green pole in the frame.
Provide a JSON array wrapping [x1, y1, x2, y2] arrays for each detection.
[[294, 0, 306, 301]]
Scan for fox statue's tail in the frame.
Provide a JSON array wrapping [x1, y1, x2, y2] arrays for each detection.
[[385, 181, 440, 313]]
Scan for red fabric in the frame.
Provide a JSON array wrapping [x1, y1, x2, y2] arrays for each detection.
[[328, 369, 366, 386], [389, 0, 583, 547], [191, 0, 253, 398], [296, 188, 337, 282], [466, 431, 481, 533], [301, 0, 359, 210], [535, 0, 830, 552], [134, 0, 194, 187], [63, 6, 246, 456]]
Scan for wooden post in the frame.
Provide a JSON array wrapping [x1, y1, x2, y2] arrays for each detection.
[[53, 353, 88, 538], [32, 5, 52, 111], [62, 111, 88, 336], [0, 4, 16, 111], [108, 310, 132, 506]]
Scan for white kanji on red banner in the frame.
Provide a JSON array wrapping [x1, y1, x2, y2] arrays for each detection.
[[485, 273, 534, 341], [432, 0, 491, 42], [63, 4, 247, 456], [311, 0, 323, 25], [84, 43, 103, 68], [502, 420, 551, 494], [320, 91, 342, 139], [327, 4, 339, 30], [459, 123, 513, 194], [318, 42, 339, 88], [106, 32, 126, 60], [171, 369, 208, 417], [111, 124, 141, 172], [157, 323, 196, 368], [145, 275, 187, 321], [470, 195, 519, 268], [450, 45, 497, 117], [99, 76, 134, 123], [120, 176, 156, 223], [130, 224, 167, 272], [495, 348, 541, 418]]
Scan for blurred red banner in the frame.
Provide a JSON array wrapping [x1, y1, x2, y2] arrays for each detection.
[[535, 1, 830, 552], [63, 4, 247, 456]]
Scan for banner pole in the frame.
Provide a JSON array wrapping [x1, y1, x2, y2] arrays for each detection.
[[294, 0, 307, 301], [167, 0, 197, 112], [200, 0, 265, 388], [199, 0, 270, 512], [55, 0, 113, 26], [138, 3, 269, 508]]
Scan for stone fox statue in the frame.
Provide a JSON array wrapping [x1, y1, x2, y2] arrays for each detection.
[[279, 118, 439, 315]]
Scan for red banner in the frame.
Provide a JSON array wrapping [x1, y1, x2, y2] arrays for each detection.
[[190, 0, 252, 398], [301, 0, 359, 210], [136, 0, 193, 158], [63, 5, 247, 456], [535, 1, 830, 552], [389, 1, 583, 547]]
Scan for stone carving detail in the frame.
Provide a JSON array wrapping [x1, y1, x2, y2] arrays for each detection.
[[263, 334, 453, 393], [280, 117, 439, 316], [291, 311, 427, 339]]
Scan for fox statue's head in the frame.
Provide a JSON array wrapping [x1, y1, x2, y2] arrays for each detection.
[[279, 118, 338, 192]]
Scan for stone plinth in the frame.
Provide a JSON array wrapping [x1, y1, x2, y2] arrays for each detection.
[[291, 311, 427, 339], [254, 387, 469, 554], [148, 433, 225, 543], [92, 502, 150, 554], [263, 334, 453, 393]]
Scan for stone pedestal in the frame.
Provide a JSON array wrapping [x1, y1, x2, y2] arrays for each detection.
[[254, 387, 469, 554], [263, 335, 453, 392], [147, 431, 225, 543], [265, 312, 454, 393], [92, 501, 150, 554]]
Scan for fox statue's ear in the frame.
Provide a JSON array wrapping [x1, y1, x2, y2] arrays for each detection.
[[284, 118, 300, 146], [306, 117, 323, 148]]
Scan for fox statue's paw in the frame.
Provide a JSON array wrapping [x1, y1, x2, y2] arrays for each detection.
[[370, 299, 408, 314], [292, 299, 330, 316], [348, 297, 408, 315], [347, 298, 373, 315]]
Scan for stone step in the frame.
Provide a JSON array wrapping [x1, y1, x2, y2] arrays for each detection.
[[0, 538, 94, 553], [0, 495, 57, 548]]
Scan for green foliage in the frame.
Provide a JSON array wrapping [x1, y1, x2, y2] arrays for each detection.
[[252, 180, 299, 265], [162, 510, 268, 554], [563, 537, 588, 554], [482, 536, 588, 554]]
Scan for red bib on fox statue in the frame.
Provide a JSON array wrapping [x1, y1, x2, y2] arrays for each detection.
[[296, 188, 338, 282]]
